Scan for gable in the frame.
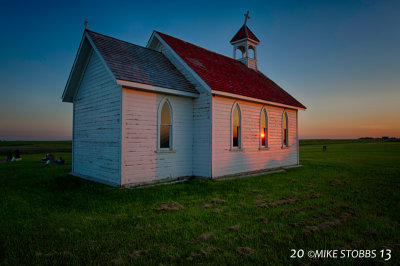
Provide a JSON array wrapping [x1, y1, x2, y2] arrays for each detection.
[[62, 33, 99, 102], [62, 30, 198, 103]]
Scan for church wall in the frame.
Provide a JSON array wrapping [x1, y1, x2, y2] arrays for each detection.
[[157, 41, 212, 178], [121, 88, 194, 185], [72, 51, 122, 186], [212, 95, 298, 177]]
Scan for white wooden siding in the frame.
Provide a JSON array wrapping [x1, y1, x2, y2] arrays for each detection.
[[158, 43, 212, 178], [212, 95, 298, 177], [121, 88, 194, 185], [73, 51, 121, 185]]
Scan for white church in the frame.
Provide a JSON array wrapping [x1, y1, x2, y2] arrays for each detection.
[[62, 16, 306, 186]]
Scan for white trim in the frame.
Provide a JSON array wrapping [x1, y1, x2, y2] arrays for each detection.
[[282, 111, 289, 148], [230, 102, 242, 150], [120, 86, 124, 186], [63, 31, 117, 102], [62, 31, 86, 101], [259, 107, 269, 149], [72, 49, 93, 100], [116, 79, 198, 98], [211, 90, 306, 110], [296, 110, 299, 166], [157, 97, 174, 152], [230, 38, 259, 45]]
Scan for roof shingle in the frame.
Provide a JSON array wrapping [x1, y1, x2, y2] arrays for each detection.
[[86, 30, 197, 94], [156, 32, 305, 109]]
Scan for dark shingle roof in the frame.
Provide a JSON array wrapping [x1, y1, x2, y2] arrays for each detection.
[[86, 30, 197, 94], [157, 32, 305, 109]]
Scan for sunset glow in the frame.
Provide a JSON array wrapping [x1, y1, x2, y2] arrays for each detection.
[[0, 0, 399, 140]]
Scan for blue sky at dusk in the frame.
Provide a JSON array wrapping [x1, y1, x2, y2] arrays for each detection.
[[0, 0, 399, 140]]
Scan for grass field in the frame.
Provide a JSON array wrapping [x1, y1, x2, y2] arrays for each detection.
[[0, 141, 399, 265]]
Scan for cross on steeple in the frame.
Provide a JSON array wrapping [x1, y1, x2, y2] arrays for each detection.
[[84, 20, 88, 30], [244, 10, 250, 25]]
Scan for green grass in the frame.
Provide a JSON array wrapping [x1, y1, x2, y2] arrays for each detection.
[[0, 142, 399, 265], [0, 141, 72, 147]]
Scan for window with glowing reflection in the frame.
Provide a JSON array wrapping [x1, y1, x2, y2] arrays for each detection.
[[260, 109, 268, 148], [159, 101, 172, 149], [232, 104, 241, 148], [283, 112, 288, 147]]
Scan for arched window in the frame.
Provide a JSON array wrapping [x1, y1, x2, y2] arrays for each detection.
[[260, 108, 268, 148], [248, 46, 255, 59], [232, 104, 241, 148], [159, 100, 172, 149], [236, 46, 245, 59], [283, 112, 288, 147]]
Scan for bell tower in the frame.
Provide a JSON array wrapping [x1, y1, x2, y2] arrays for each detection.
[[230, 11, 260, 70]]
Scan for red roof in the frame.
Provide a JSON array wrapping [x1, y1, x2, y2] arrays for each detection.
[[156, 32, 306, 109], [230, 25, 260, 43]]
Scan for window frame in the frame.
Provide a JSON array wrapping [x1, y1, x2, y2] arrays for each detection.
[[157, 98, 174, 152], [282, 111, 289, 148], [259, 107, 269, 149], [231, 102, 242, 150]]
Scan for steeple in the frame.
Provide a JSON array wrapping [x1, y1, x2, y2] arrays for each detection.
[[230, 11, 260, 70]]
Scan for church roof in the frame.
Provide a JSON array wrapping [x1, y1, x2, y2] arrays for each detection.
[[230, 25, 260, 43], [156, 32, 306, 109], [86, 30, 197, 94]]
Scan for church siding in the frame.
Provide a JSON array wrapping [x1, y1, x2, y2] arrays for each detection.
[[212, 95, 298, 177], [121, 88, 194, 185], [72, 51, 121, 185], [157, 42, 212, 178]]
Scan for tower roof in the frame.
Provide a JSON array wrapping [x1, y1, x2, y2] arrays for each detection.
[[230, 25, 260, 43]]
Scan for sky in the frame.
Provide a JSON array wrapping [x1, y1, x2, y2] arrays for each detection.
[[0, 0, 399, 140]]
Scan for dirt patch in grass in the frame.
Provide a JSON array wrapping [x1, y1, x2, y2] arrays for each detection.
[[156, 201, 184, 211], [130, 250, 149, 258], [111, 257, 126, 264], [257, 193, 321, 209], [213, 206, 227, 213], [198, 233, 215, 241], [212, 198, 227, 203], [330, 179, 344, 186], [362, 229, 378, 238], [186, 246, 221, 261], [302, 211, 355, 236], [213, 208, 221, 213], [203, 203, 213, 208], [282, 206, 316, 217], [259, 217, 269, 224], [236, 247, 254, 255], [36, 251, 74, 257], [338, 239, 362, 250], [229, 225, 240, 231]]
